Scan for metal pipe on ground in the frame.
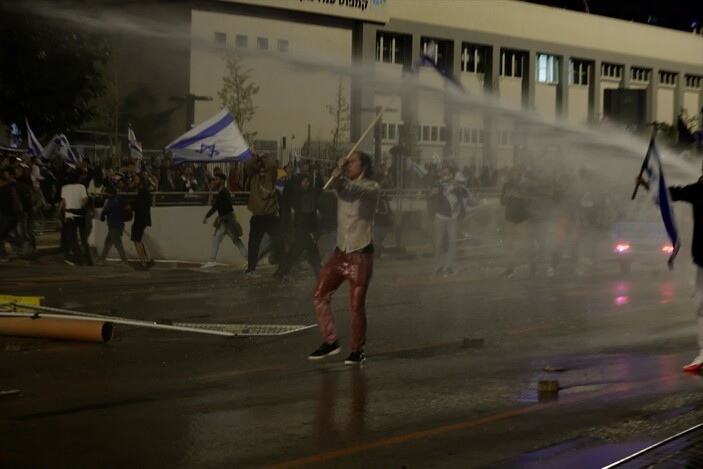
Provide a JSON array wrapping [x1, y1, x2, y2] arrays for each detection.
[[0, 317, 113, 343]]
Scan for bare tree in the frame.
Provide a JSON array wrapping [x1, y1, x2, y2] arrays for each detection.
[[218, 52, 260, 145], [325, 79, 350, 154]]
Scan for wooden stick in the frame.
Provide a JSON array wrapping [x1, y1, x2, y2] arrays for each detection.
[[322, 96, 396, 190]]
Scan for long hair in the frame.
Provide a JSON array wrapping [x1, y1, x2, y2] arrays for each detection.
[[356, 151, 374, 180]]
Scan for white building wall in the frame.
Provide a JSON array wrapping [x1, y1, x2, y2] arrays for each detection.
[[534, 84, 557, 120], [499, 77, 522, 109], [568, 86, 589, 123], [683, 91, 702, 128], [190, 10, 352, 145], [656, 87, 675, 124], [390, 1, 702, 68]]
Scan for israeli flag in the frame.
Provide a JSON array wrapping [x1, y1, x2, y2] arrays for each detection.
[[25, 120, 44, 161], [643, 137, 680, 268], [165, 109, 251, 164], [42, 134, 77, 165], [128, 125, 143, 159]]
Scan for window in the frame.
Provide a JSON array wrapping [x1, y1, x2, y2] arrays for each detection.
[[376, 31, 411, 66], [420, 37, 451, 72], [536, 54, 559, 84], [257, 37, 268, 51], [214, 32, 226, 49], [569, 59, 590, 85], [235, 34, 248, 48], [422, 125, 430, 142], [601, 62, 623, 80], [277, 39, 288, 53], [381, 123, 399, 141], [659, 71, 677, 86], [631, 67, 650, 83], [461, 44, 488, 74], [686, 75, 703, 90], [500, 49, 526, 78], [418, 125, 446, 143]]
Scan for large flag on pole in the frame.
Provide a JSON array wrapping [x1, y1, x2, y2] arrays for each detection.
[[128, 124, 143, 159], [640, 137, 680, 268], [25, 120, 44, 161], [42, 134, 77, 165], [165, 109, 251, 164]]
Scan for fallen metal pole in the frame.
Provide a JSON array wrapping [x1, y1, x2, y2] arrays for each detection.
[[0, 303, 316, 337]]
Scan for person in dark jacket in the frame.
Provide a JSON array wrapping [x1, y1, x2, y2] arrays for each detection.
[[98, 184, 129, 266], [131, 172, 155, 270], [640, 170, 703, 372], [201, 172, 247, 268], [274, 174, 322, 279], [668, 177, 703, 372], [243, 152, 285, 277]]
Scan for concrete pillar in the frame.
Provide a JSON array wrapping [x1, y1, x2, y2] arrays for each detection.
[[482, 45, 501, 168], [556, 55, 569, 118], [674, 72, 684, 120], [351, 22, 376, 144], [444, 39, 462, 158], [522, 50, 536, 111], [620, 63, 631, 89], [647, 67, 659, 124], [588, 59, 601, 122], [484, 45, 500, 96]]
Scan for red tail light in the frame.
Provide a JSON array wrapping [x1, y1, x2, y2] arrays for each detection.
[[615, 243, 631, 253]]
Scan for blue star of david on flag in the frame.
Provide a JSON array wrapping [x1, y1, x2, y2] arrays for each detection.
[[199, 143, 219, 158]]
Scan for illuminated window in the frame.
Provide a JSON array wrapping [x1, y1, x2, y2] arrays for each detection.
[[536, 54, 559, 84]]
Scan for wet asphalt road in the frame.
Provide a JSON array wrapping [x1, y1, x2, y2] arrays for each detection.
[[2, 248, 703, 469]]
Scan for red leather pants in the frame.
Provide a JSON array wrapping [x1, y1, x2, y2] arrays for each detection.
[[313, 248, 374, 352]]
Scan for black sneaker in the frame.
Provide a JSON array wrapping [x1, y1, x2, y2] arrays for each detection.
[[344, 351, 366, 366], [308, 341, 340, 360]]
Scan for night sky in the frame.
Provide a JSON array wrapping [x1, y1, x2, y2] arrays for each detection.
[[522, 0, 703, 32]]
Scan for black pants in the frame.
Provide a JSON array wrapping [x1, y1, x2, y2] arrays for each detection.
[[63, 217, 92, 265], [247, 214, 285, 272], [276, 229, 322, 277]]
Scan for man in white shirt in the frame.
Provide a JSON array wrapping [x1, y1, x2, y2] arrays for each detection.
[[60, 171, 88, 265]]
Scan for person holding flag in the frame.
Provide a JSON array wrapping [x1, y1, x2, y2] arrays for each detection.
[[633, 138, 703, 371]]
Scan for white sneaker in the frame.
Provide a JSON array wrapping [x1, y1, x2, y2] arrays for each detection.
[[201, 261, 217, 269], [683, 353, 703, 372]]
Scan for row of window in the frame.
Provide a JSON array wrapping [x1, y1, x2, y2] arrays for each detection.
[[381, 123, 515, 146], [376, 32, 700, 89], [214, 32, 289, 53]]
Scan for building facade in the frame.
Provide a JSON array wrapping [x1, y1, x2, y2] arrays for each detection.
[[188, 0, 703, 167]]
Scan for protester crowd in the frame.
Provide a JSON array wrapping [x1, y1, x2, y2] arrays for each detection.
[[0, 148, 620, 280]]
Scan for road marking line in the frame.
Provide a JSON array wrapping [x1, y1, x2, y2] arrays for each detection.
[[263, 372, 689, 469]]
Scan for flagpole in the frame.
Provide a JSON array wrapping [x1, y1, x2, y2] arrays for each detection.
[[322, 96, 395, 191], [631, 125, 659, 200]]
